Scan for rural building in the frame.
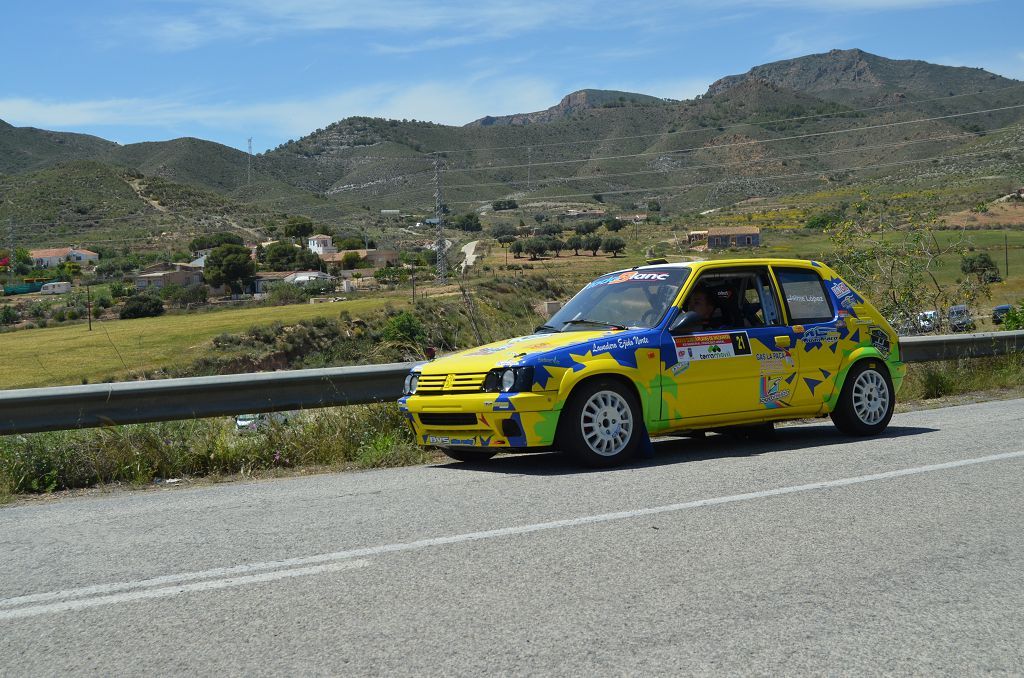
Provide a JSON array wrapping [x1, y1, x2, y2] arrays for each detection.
[[307, 234, 337, 255], [29, 247, 99, 269], [247, 271, 293, 295], [321, 248, 399, 269], [134, 268, 204, 291], [707, 226, 761, 249], [687, 230, 709, 244]]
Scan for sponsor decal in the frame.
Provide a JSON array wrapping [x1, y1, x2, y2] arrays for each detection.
[[787, 294, 825, 304], [839, 294, 857, 310], [590, 334, 651, 354], [801, 326, 840, 346], [587, 270, 672, 288], [673, 332, 751, 365], [759, 376, 791, 407], [870, 327, 891, 358], [831, 281, 851, 298], [428, 435, 477, 446], [755, 350, 795, 375]]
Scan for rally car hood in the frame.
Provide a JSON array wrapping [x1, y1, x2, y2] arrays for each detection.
[[419, 330, 617, 374]]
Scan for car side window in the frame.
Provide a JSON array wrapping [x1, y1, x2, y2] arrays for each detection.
[[774, 267, 834, 324], [683, 268, 783, 330]]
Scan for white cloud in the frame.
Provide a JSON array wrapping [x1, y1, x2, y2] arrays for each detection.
[[0, 76, 563, 147], [768, 30, 853, 59], [119, 0, 595, 52]]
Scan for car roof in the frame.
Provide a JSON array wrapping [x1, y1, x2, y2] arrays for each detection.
[[604, 257, 829, 277]]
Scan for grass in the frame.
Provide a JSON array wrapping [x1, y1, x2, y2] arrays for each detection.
[[900, 353, 1024, 401], [0, 294, 411, 389], [0, 404, 430, 502]]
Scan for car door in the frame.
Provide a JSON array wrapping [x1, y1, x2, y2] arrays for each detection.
[[771, 265, 845, 409], [662, 266, 798, 422]]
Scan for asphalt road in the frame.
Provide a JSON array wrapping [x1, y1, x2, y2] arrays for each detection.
[[2, 399, 1024, 675]]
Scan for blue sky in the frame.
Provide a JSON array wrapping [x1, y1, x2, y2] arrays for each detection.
[[2, 0, 1022, 152]]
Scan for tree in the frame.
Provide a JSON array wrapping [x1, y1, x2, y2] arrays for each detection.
[[574, 221, 599, 235], [523, 237, 549, 260], [283, 216, 315, 239], [265, 242, 323, 272], [453, 213, 482, 231], [540, 224, 563, 237], [491, 199, 518, 211], [189, 232, 243, 253], [490, 224, 518, 239], [566, 235, 583, 255], [510, 240, 525, 259], [592, 193, 604, 203], [601, 236, 626, 257], [382, 311, 426, 343], [549, 238, 566, 257], [205, 244, 256, 294], [342, 251, 362, 270], [961, 252, 1002, 283], [828, 196, 992, 328], [604, 219, 625, 233], [647, 200, 661, 212], [265, 242, 300, 271], [533, 213, 548, 225], [583, 235, 603, 256]]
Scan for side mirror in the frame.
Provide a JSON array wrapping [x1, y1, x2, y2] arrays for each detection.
[[669, 310, 702, 335]]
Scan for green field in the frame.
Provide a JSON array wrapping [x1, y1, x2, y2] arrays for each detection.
[[0, 295, 411, 389]]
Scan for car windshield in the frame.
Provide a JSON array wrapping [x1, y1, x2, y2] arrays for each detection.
[[543, 268, 690, 332]]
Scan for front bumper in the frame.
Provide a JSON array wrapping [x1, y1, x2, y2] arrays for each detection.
[[399, 391, 562, 449]]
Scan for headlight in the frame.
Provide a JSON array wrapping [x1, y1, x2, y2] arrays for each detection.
[[404, 373, 419, 395], [483, 366, 534, 393]]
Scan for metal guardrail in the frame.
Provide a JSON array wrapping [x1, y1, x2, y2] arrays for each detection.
[[0, 331, 1021, 436], [900, 330, 1024, 362], [0, 363, 419, 436]]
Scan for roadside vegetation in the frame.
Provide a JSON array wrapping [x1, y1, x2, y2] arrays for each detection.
[[3, 353, 1022, 504]]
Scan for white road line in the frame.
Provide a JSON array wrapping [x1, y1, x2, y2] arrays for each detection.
[[3, 449, 1022, 620], [0, 560, 370, 621]]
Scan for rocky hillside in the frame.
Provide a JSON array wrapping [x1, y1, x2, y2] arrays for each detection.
[[468, 89, 670, 126]]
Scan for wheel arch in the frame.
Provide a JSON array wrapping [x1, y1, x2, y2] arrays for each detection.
[[824, 348, 891, 412], [556, 369, 651, 426]]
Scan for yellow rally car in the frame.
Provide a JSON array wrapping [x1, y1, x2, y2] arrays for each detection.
[[399, 259, 905, 467]]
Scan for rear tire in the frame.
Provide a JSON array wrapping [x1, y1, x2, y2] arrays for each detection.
[[442, 449, 497, 463], [830, 360, 895, 436], [557, 378, 641, 467]]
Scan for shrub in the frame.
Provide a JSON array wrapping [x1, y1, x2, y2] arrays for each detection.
[[382, 311, 426, 344], [266, 282, 308, 306], [120, 293, 164, 319]]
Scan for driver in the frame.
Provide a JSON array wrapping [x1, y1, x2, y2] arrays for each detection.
[[685, 288, 726, 331]]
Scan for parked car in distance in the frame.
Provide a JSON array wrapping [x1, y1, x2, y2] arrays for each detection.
[[992, 304, 1013, 325], [39, 281, 71, 295], [917, 310, 938, 333], [948, 304, 975, 332], [235, 411, 290, 433], [400, 258, 905, 467]]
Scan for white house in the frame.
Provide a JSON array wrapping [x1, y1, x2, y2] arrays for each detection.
[[307, 234, 337, 255], [29, 247, 99, 269]]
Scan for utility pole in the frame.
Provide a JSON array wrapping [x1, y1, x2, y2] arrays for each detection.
[[5, 218, 14, 287], [86, 283, 93, 331], [247, 137, 253, 186], [1006, 232, 1010, 277], [433, 156, 448, 284], [527, 146, 532, 192]]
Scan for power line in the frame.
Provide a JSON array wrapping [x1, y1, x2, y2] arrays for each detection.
[[441, 127, 1019, 191], [440, 102, 1024, 174], [430, 82, 1024, 155], [446, 145, 1023, 205]]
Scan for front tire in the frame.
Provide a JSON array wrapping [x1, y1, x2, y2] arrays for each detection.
[[557, 378, 641, 467], [442, 448, 497, 463], [830, 360, 895, 436]]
